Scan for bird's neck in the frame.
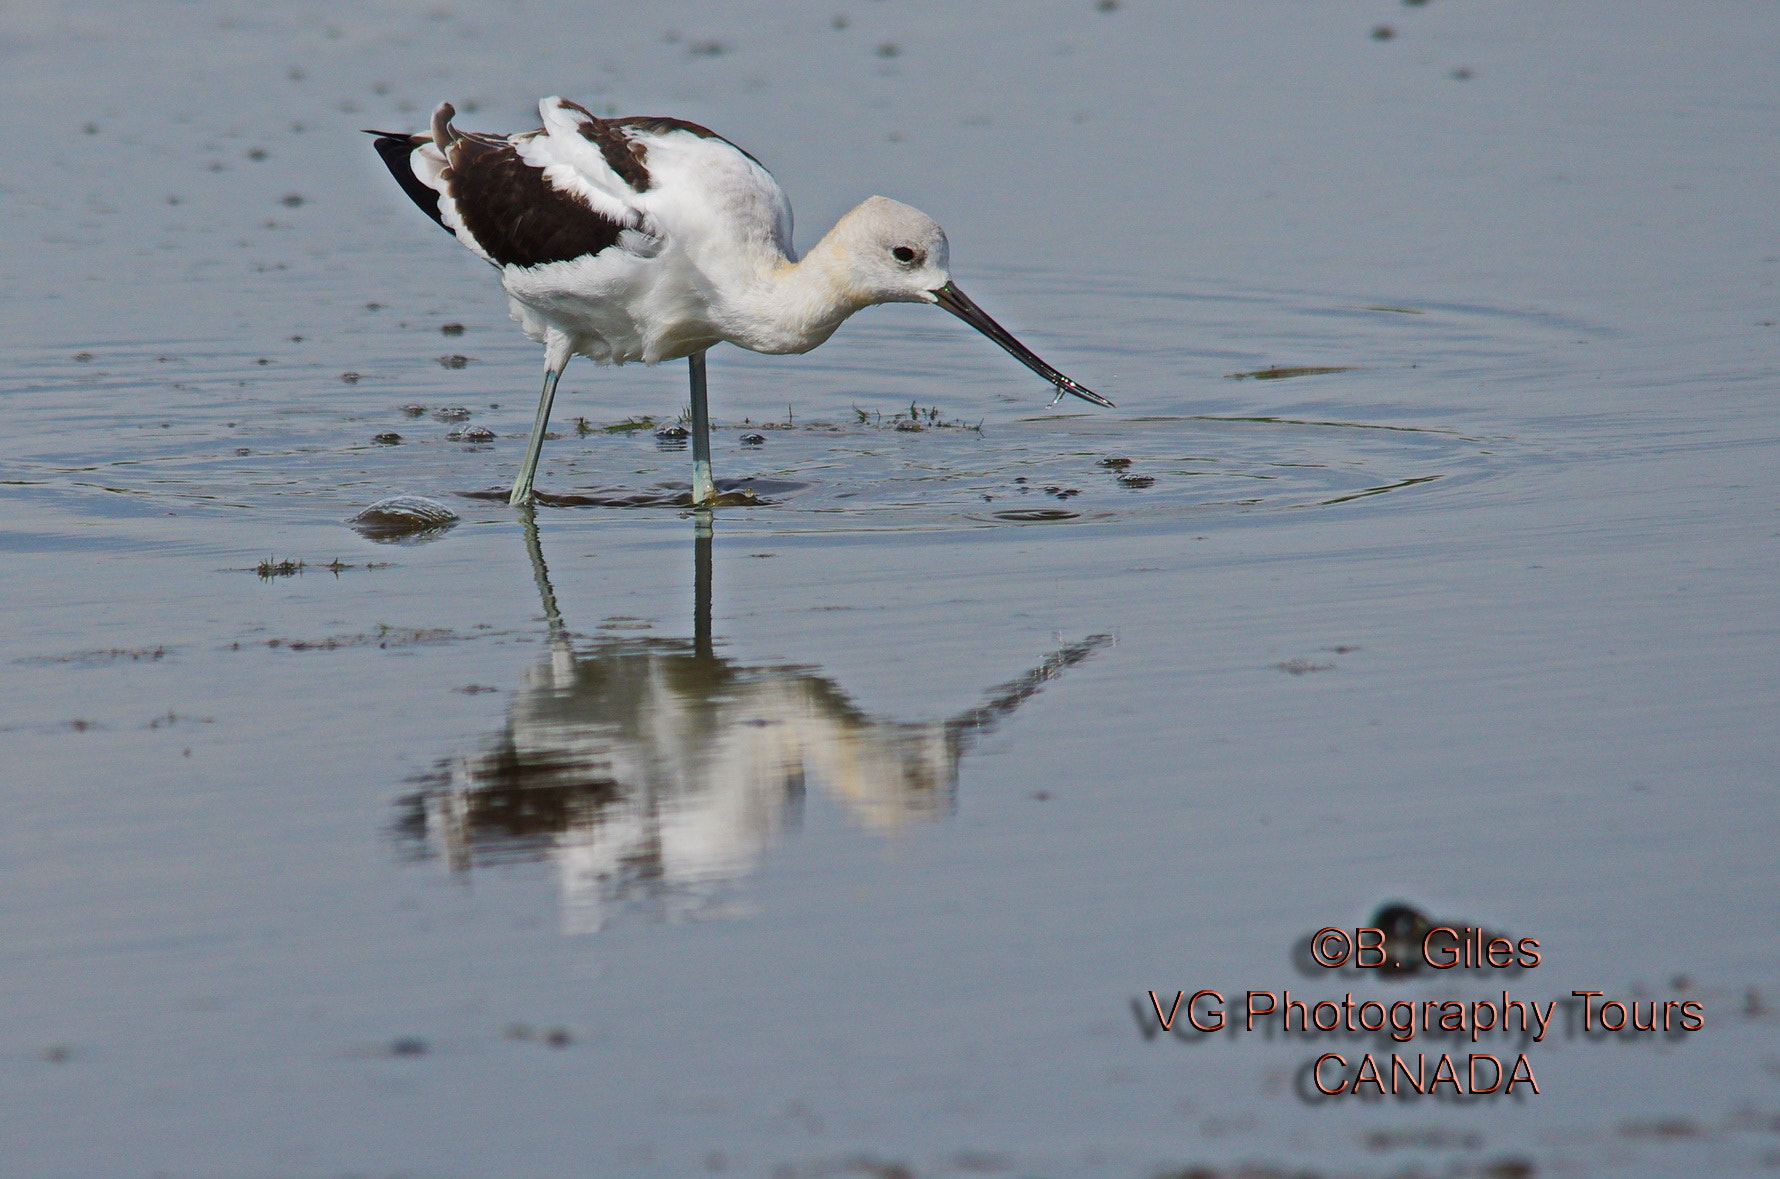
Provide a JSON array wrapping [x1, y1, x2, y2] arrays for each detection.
[[715, 225, 868, 356]]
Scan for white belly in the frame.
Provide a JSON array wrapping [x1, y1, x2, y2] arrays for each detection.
[[500, 251, 721, 366]]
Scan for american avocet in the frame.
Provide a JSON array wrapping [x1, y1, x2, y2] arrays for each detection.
[[370, 98, 1110, 508]]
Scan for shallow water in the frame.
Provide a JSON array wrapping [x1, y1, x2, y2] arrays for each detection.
[[3, 2, 1778, 1176]]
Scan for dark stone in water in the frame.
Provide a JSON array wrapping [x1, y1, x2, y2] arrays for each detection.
[[401, 404, 427, 417], [654, 422, 689, 440], [433, 406, 471, 421], [1098, 456, 1132, 469], [437, 354, 471, 369], [372, 432, 402, 445], [993, 508, 1080, 523], [448, 426, 495, 442], [1117, 473, 1154, 488], [740, 432, 766, 445], [351, 496, 460, 541]]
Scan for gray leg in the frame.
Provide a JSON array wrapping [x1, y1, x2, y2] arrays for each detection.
[[689, 350, 716, 506], [510, 364, 564, 507]]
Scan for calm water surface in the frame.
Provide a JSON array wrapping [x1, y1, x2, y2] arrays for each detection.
[[2, 2, 1776, 1176]]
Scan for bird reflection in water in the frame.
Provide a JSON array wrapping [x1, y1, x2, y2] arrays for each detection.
[[394, 512, 1109, 933]]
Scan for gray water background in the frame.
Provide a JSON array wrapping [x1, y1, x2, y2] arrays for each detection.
[[2, 1, 1777, 1175]]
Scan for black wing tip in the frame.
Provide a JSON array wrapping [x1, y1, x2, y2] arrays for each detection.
[[368, 133, 447, 231]]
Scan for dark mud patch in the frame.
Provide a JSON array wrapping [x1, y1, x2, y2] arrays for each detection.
[[1275, 658, 1335, 675], [987, 508, 1081, 523], [461, 477, 807, 509], [234, 625, 497, 653], [1226, 365, 1356, 380], [13, 646, 173, 666]]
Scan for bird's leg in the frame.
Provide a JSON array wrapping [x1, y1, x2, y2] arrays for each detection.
[[510, 357, 568, 507], [688, 349, 716, 506]]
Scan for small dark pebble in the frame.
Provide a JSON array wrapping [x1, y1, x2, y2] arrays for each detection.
[[234, 447, 251, 456], [42, 1045, 71, 1063], [372, 432, 402, 445], [876, 41, 900, 57], [439, 322, 465, 335], [401, 403, 427, 417], [1117, 473, 1155, 488], [1451, 66, 1473, 80], [280, 193, 305, 207], [73, 351, 94, 362], [389, 1037, 428, 1056], [654, 422, 689, 439], [339, 371, 361, 384], [461, 426, 496, 442], [1372, 24, 1395, 40], [432, 406, 471, 421], [1013, 476, 1028, 484], [1098, 456, 1132, 469], [740, 432, 766, 444], [545, 1028, 572, 1048], [437, 354, 471, 369]]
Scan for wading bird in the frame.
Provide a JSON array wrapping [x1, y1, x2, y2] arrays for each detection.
[[370, 98, 1110, 507]]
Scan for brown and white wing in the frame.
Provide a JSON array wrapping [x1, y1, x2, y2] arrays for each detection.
[[368, 100, 659, 269]]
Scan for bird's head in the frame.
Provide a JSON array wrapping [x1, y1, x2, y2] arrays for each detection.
[[823, 196, 1112, 409], [828, 196, 953, 305]]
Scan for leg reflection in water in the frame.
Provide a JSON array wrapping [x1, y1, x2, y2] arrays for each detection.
[[394, 508, 1111, 934]]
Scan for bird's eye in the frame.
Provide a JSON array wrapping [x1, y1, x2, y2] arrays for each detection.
[[892, 246, 917, 263]]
